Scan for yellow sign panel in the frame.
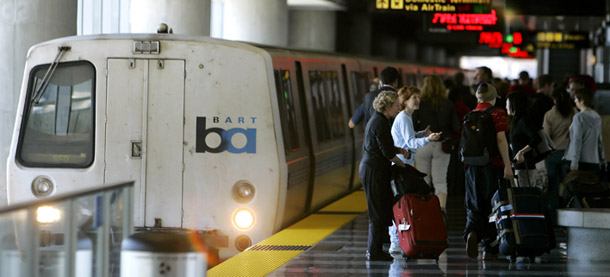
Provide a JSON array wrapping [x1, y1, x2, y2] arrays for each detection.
[[392, 0, 404, 9], [377, 0, 389, 9], [377, 0, 490, 12]]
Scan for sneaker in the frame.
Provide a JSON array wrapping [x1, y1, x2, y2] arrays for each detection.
[[466, 232, 478, 258], [389, 242, 401, 254]]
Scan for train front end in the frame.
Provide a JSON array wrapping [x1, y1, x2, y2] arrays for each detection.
[[6, 34, 287, 261]]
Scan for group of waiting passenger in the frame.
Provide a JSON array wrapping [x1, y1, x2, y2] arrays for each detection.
[[353, 66, 605, 261]]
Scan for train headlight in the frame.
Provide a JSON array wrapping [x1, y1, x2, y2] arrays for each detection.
[[31, 176, 54, 197], [232, 181, 255, 203], [232, 208, 255, 231], [37, 206, 61, 224], [235, 235, 252, 252]]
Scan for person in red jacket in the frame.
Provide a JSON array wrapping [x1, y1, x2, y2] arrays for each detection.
[[508, 71, 536, 97]]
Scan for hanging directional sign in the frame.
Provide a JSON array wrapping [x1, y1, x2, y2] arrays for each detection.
[[375, 0, 492, 14]]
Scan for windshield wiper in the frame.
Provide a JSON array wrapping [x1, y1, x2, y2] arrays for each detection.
[[31, 46, 71, 104]]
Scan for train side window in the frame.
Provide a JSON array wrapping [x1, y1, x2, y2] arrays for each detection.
[[309, 71, 331, 143], [397, 69, 404, 88], [309, 70, 346, 143], [350, 71, 370, 106], [273, 69, 300, 154], [326, 71, 345, 139], [405, 73, 418, 87], [18, 61, 95, 167]]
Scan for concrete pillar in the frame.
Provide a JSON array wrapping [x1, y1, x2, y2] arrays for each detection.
[[130, 0, 211, 35], [434, 47, 447, 66], [593, 46, 610, 83], [399, 41, 418, 63], [422, 46, 435, 65], [288, 9, 335, 52], [77, 0, 131, 34], [372, 35, 398, 59], [215, 0, 288, 46], [336, 12, 370, 56], [446, 55, 459, 68], [0, 0, 77, 207]]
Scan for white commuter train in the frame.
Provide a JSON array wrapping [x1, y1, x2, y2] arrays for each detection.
[[6, 33, 460, 261]]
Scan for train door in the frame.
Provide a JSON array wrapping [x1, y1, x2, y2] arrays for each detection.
[[300, 61, 351, 211], [105, 58, 185, 228], [271, 59, 312, 227]]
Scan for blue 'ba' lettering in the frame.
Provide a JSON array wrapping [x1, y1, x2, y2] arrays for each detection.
[[196, 117, 256, 153]]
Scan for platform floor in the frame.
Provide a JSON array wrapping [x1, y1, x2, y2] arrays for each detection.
[[210, 191, 610, 276]]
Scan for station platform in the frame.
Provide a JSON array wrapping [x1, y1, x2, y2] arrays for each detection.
[[208, 190, 610, 276]]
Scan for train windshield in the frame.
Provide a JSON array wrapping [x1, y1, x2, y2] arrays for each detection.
[[17, 61, 95, 167]]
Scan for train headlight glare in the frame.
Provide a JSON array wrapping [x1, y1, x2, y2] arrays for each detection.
[[232, 181, 255, 203], [37, 206, 61, 224], [31, 176, 54, 197], [232, 208, 255, 231]]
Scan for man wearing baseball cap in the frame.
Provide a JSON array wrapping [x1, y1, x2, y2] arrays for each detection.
[[463, 83, 513, 260]]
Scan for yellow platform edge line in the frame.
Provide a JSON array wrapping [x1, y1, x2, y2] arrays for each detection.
[[319, 189, 367, 212], [208, 190, 366, 277], [258, 214, 359, 246], [207, 250, 303, 277]]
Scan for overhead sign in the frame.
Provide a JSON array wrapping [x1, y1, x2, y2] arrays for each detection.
[[506, 0, 605, 16], [536, 32, 590, 49], [426, 9, 499, 32], [375, 0, 492, 13], [478, 32, 534, 58]]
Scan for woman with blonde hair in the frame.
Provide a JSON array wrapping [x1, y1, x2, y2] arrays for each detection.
[[412, 75, 459, 210], [360, 91, 407, 261]]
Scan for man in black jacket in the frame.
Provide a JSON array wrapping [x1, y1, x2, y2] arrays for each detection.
[[529, 74, 555, 130], [363, 67, 399, 125]]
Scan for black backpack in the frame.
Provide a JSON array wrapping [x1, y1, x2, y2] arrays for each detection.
[[460, 107, 499, 165]]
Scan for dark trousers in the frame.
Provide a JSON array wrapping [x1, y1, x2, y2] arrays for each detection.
[[360, 162, 393, 254], [463, 163, 504, 252], [545, 150, 568, 224], [447, 146, 466, 196], [368, 221, 387, 255]]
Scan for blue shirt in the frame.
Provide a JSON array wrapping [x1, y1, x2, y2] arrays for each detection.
[[391, 110, 430, 165], [351, 104, 365, 126]]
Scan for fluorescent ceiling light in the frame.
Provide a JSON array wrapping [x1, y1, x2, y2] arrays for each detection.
[[288, 0, 345, 11]]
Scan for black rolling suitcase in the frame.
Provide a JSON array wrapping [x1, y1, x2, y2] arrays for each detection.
[[489, 180, 554, 260], [564, 170, 610, 208]]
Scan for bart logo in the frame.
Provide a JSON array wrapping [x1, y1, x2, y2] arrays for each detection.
[[196, 117, 256, 154]]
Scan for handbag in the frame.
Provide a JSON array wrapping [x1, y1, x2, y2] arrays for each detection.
[[529, 129, 555, 163], [390, 164, 432, 200], [441, 137, 456, 154]]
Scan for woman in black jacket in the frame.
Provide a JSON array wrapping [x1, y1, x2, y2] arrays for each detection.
[[360, 91, 406, 261], [412, 75, 459, 209], [506, 91, 541, 187]]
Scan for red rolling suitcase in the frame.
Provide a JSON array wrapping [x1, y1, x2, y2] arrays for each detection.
[[392, 194, 448, 259]]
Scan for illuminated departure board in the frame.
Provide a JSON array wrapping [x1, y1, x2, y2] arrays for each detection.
[[375, 0, 492, 13], [424, 8, 502, 32], [536, 32, 590, 49]]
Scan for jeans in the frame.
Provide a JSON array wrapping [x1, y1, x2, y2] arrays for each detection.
[[545, 150, 567, 224], [464, 163, 504, 252]]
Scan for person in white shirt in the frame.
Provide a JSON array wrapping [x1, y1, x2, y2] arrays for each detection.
[[387, 86, 441, 254]]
